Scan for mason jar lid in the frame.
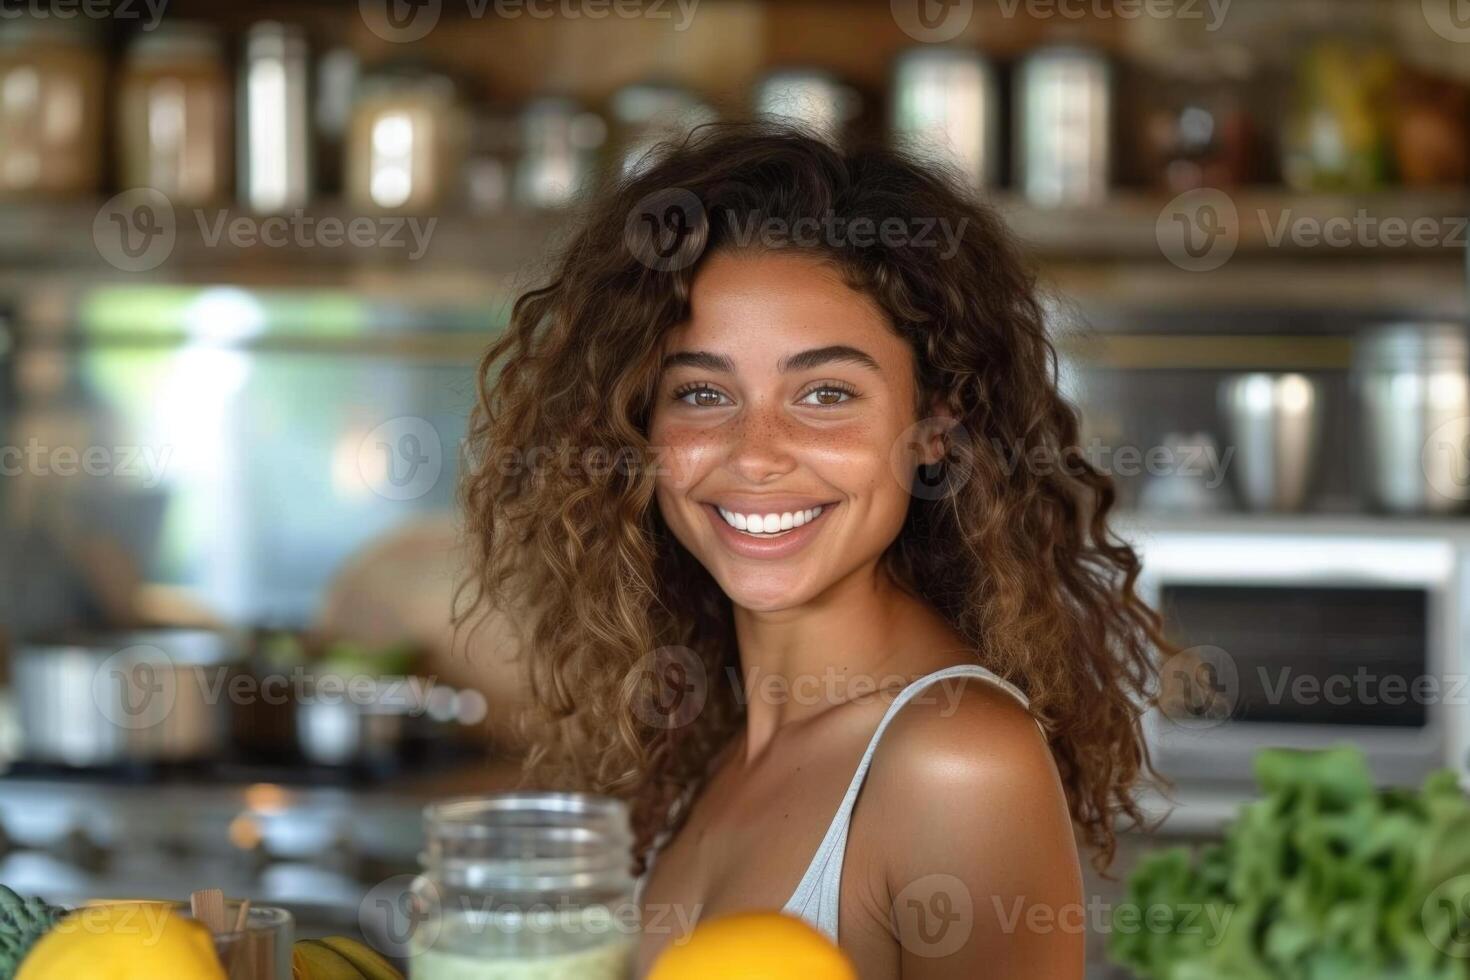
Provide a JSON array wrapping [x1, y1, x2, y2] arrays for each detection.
[[421, 793, 634, 896], [1354, 322, 1470, 373]]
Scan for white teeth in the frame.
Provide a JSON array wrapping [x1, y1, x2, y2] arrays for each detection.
[[716, 505, 824, 536]]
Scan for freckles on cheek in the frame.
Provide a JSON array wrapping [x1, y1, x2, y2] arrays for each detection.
[[652, 422, 725, 492]]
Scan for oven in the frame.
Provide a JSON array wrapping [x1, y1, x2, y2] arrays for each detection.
[[1128, 519, 1470, 790]]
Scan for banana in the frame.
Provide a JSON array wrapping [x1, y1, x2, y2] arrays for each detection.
[[317, 937, 404, 980], [292, 939, 368, 980]]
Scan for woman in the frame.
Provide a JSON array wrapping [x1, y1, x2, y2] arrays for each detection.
[[459, 124, 1166, 979]]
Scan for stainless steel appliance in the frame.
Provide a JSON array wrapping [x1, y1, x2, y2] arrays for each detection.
[[1014, 45, 1111, 206], [1355, 322, 1470, 515], [891, 47, 1000, 190], [1127, 514, 1470, 791], [14, 630, 237, 766], [1218, 372, 1324, 512]]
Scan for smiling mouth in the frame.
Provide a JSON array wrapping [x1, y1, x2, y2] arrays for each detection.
[[713, 504, 827, 538]]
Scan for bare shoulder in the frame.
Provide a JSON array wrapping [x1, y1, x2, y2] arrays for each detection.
[[858, 673, 1085, 975], [872, 673, 1058, 797], [861, 672, 1078, 889]]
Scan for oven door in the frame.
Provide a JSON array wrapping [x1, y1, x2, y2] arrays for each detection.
[[1136, 532, 1457, 788]]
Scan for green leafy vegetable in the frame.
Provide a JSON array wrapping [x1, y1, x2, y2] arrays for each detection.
[[1110, 747, 1470, 980]]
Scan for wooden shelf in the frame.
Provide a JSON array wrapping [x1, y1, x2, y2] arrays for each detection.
[[0, 190, 1465, 304]]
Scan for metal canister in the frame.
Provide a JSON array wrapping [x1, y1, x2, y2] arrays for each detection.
[[1218, 372, 1325, 512], [1354, 323, 1470, 514], [1014, 45, 1112, 206], [239, 22, 312, 212], [891, 47, 999, 190]]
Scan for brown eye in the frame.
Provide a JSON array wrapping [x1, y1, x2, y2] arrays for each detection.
[[674, 384, 731, 408], [799, 385, 855, 406]]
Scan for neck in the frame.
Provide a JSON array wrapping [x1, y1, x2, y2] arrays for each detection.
[[730, 559, 954, 762]]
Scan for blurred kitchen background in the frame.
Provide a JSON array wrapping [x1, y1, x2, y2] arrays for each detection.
[[5, 0, 1470, 974]]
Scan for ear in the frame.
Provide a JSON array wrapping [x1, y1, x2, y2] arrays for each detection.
[[915, 396, 956, 468]]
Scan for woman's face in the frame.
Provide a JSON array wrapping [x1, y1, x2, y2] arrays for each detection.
[[648, 250, 943, 612]]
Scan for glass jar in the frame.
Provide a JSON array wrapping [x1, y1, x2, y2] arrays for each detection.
[[346, 66, 465, 212], [408, 793, 637, 980], [117, 22, 233, 204], [0, 19, 105, 198]]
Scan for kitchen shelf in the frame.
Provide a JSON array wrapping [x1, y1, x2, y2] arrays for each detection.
[[3, 189, 1468, 277]]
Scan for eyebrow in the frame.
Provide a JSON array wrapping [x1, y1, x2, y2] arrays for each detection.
[[661, 345, 881, 375]]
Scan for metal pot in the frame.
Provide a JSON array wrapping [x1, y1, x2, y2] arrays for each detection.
[[13, 630, 235, 766], [1355, 323, 1470, 514], [294, 674, 426, 767], [1218, 372, 1325, 512]]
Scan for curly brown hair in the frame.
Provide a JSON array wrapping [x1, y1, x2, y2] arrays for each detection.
[[458, 122, 1167, 874]]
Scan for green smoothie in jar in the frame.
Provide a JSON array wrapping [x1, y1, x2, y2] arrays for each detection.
[[408, 794, 637, 980]]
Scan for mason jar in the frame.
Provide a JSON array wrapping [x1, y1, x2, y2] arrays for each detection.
[[407, 793, 637, 980]]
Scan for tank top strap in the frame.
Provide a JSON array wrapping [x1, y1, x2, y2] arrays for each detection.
[[781, 663, 1031, 940]]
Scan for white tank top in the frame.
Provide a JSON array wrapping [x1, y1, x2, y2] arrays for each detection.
[[637, 663, 1033, 944]]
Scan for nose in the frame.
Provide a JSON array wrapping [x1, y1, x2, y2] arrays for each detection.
[[724, 401, 799, 485]]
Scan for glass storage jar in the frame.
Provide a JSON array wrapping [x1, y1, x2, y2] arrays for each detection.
[[408, 793, 637, 980], [117, 22, 232, 204], [0, 19, 105, 197], [346, 66, 465, 212]]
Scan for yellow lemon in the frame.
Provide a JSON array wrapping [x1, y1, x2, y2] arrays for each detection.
[[16, 902, 225, 980], [649, 911, 857, 980]]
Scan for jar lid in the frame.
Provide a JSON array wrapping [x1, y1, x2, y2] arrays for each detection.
[[422, 793, 635, 895], [1354, 322, 1470, 372]]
